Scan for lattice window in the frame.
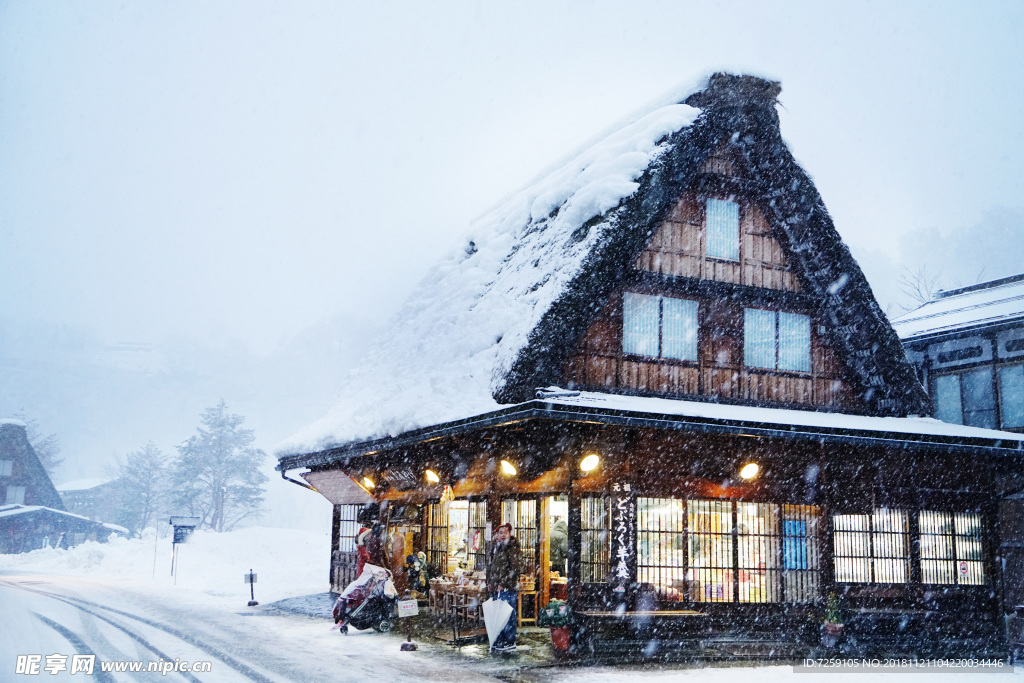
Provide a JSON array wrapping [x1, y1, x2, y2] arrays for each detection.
[[425, 502, 449, 575], [580, 497, 612, 583], [706, 198, 740, 260], [736, 502, 780, 603], [782, 505, 820, 602], [637, 497, 688, 601], [466, 500, 488, 571], [337, 504, 360, 553], [919, 511, 985, 585], [502, 499, 538, 576], [636, 498, 816, 604], [833, 509, 909, 583]]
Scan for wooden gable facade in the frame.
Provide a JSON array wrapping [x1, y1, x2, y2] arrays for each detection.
[[564, 143, 857, 411], [278, 74, 1024, 660]]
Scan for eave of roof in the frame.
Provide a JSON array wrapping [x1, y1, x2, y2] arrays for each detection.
[[277, 392, 1024, 473]]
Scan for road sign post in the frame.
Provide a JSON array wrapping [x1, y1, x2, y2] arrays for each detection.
[[245, 570, 258, 606]]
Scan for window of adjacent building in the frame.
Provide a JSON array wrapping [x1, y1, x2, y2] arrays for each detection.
[[635, 497, 819, 604], [999, 364, 1024, 429], [580, 496, 612, 583], [706, 198, 739, 260], [932, 368, 997, 429], [0, 459, 12, 477], [833, 509, 910, 583], [5, 485, 26, 505], [622, 293, 698, 361], [744, 309, 811, 373], [919, 510, 985, 585]]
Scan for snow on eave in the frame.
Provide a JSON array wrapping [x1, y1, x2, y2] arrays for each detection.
[[0, 419, 28, 428], [544, 391, 1024, 444], [0, 505, 102, 523], [277, 101, 701, 458]]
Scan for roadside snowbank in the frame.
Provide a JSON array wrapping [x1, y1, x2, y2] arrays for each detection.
[[0, 526, 330, 608]]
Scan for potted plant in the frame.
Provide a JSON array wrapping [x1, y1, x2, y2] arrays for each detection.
[[821, 591, 844, 648], [538, 599, 574, 653]]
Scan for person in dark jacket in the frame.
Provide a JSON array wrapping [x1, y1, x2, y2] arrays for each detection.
[[486, 523, 522, 652]]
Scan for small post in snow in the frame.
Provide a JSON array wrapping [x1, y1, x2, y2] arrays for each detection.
[[245, 569, 258, 606], [398, 589, 419, 651]]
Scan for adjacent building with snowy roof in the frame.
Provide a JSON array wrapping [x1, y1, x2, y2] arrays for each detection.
[[279, 74, 1024, 658], [892, 273, 1024, 433], [0, 421, 124, 553]]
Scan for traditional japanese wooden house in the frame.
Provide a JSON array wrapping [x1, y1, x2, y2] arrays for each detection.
[[277, 74, 1024, 657]]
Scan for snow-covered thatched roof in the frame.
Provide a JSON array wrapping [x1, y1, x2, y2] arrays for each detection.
[[279, 73, 928, 459], [892, 273, 1024, 341]]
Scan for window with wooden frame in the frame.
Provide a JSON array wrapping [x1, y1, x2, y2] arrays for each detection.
[[635, 497, 820, 604], [580, 496, 612, 583], [0, 459, 12, 477], [744, 308, 811, 373], [833, 509, 910, 584], [425, 502, 449, 575], [919, 510, 985, 585], [706, 198, 740, 260], [622, 293, 698, 361]]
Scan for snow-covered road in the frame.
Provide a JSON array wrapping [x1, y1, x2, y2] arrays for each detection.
[[0, 573, 492, 682]]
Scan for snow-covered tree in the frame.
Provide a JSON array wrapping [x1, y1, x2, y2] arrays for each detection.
[[170, 401, 267, 532], [13, 414, 64, 476], [111, 442, 167, 535]]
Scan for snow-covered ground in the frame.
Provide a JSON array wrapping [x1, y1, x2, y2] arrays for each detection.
[[0, 526, 331, 608], [2, 528, 1021, 681]]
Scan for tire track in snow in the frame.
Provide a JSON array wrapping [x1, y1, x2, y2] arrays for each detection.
[[33, 612, 116, 683], [3, 580, 273, 683]]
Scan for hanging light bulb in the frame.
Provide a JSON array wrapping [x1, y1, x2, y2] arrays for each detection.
[[579, 453, 600, 473], [739, 462, 760, 480], [425, 469, 440, 484], [500, 459, 517, 476], [361, 476, 375, 489]]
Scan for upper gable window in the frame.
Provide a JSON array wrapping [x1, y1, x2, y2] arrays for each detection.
[[706, 198, 739, 261], [623, 293, 698, 361], [0, 459, 11, 477], [744, 309, 810, 373]]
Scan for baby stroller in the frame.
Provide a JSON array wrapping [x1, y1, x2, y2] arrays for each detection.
[[332, 564, 399, 634]]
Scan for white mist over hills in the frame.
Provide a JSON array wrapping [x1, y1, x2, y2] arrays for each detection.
[[0, 310, 380, 529]]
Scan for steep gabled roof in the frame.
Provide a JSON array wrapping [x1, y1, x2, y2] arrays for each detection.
[[278, 73, 928, 458], [892, 273, 1024, 341]]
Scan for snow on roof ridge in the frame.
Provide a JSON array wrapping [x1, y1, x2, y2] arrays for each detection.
[[56, 477, 114, 492], [0, 418, 28, 428], [278, 96, 702, 458]]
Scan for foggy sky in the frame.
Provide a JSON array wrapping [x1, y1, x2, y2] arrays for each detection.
[[2, 1, 1023, 486]]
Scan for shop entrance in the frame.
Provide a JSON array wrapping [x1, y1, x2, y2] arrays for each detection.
[[501, 494, 569, 611]]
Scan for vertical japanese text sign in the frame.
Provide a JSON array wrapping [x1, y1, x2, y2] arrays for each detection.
[[609, 481, 636, 597]]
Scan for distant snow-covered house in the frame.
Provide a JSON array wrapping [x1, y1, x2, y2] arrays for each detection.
[[0, 421, 122, 553], [278, 74, 1024, 657], [56, 477, 119, 522], [893, 273, 1024, 433]]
